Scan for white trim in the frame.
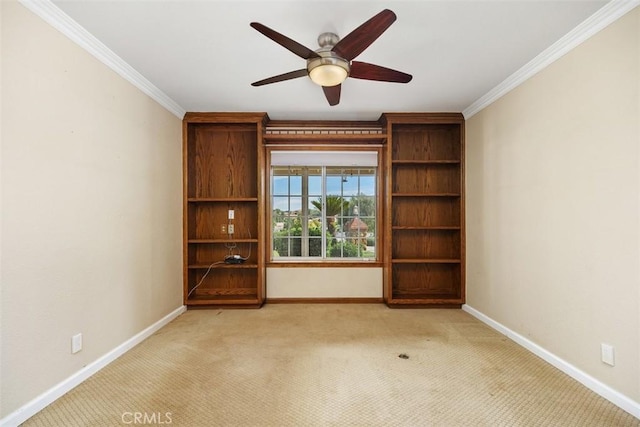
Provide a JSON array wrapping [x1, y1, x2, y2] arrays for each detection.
[[17, 0, 186, 119], [271, 151, 378, 167], [0, 305, 187, 427], [462, 304, 640, 420], [462, 0, 640, 119]]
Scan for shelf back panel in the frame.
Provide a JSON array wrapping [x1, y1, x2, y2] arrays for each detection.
[[189, 243, 258, 266], [392, 264, 461, 298], [391, 124, 461, 161], [188, 202, 258, 240], [188, 124, 258, 199], [187, 269, 258, 298], [392, 198, 460, 227], [392, 229, 461, 259], [392, 163, 460, 194]]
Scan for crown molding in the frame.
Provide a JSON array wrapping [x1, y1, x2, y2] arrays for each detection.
[[18, 0, 187, 119], [463, 0, 640, 119]]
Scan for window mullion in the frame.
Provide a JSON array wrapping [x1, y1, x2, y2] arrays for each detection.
[[301, 168, 309, 257], [321, 166, 327, 259]]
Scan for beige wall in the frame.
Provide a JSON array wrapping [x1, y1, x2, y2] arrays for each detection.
[[267, 268, 382, 299], [466, 7, 640, 401], [1, 1, 183, 417]]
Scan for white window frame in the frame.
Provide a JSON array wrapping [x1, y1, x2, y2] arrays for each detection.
[[269, 150, 380, 263]]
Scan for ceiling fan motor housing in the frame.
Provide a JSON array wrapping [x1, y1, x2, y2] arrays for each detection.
[[307, 32, 350, 87]]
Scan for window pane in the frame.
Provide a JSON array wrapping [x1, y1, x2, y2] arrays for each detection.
[[351, 195, 375, 217], [341, 174, 359, 196], [272, 175, 289, 196], [272, 237, 288, 257], [288, 197, 302, 213], [308, 236, 322, 257], [308, 199, 322, 218], [289, 175, 302, 195], [272, 196, 290, 213], [308, 174, 322, 196], [326, 171, 343, 196], [288, 237, 302, 257], [359, 175, 376, 196], [328, 239, 363, 258]]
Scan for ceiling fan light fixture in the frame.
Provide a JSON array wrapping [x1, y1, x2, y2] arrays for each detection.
[[309, 64, 348, 87], [307, 52, 350, 87]]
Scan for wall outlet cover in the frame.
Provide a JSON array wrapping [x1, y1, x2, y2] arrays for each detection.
[[601, 343, 615, 366], [71, 333, 83, 354]]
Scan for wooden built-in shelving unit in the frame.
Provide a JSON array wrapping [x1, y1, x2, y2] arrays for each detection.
[[183, 112, 464, 308], [382, 113, 465, 307], [183, 112, 268, 307]]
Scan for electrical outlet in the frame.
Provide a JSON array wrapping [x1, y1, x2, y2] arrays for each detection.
[[71, 333, 83, 354], [228, 210, 234, 220], [228, 224, 234, 234], [221, 224, 226, 234], [601, 343, 615, 366]]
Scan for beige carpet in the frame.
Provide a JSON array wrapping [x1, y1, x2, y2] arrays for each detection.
[[24, 304, 639, 426]]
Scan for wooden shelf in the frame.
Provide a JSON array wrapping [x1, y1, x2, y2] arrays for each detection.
[[392, 259, 461, 264], [388, 297, 463, 307], [392, 160, 460, 164], [392, 226, 460, 230], [188, 239, 259, 244], [188, 197, 258, 202], [188, 263, 259, 269], [383, 114, 465, 307], [392, 193, 461, 197], [185, 296, 261, 307]]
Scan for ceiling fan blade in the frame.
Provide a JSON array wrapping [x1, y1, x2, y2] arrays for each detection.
[[349, 61, 412, 83], [332, 9, 396, 61], [251, 69, 308, 87], [250, 22, 320, 60], [322, 85, 341, 106]]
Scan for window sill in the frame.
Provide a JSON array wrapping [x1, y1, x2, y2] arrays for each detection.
[[267, 260, 383, 268]]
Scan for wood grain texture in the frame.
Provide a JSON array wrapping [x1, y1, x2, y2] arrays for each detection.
[[193, 125, 257, 199], [184, 112, 269, 124], [391, 263, 462, 299], [392, 163, 460, 194], [189, 202, 258, 240], [187, 268, 258, 299], [391, 124, 461, 161], [392, 198, 461, 228], [392, 229, 461, 259]]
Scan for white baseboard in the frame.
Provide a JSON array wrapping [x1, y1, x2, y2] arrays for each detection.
[[0, 305, 187, 427], [462, 304, 640, 419]]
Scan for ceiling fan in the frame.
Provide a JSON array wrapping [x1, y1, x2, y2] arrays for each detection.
[[250, 9, 412, 106]]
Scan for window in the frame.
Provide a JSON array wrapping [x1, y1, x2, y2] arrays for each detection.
[[270, 151, 377, 261]]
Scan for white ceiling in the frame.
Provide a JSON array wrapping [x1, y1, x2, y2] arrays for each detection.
[[50, 0, 609, 121]]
